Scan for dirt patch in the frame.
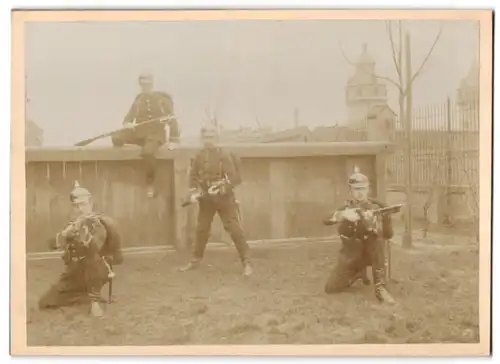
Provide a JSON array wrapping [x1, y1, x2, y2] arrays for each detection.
[[26, 232, 480, 346]]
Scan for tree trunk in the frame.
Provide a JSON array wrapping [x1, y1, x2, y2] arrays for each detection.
[[402, 31, 414, 249]]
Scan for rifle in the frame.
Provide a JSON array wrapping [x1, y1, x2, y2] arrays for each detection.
[[323, 203, 404, 226], [181, 176, 230, 208], [74, 115, 176, 147]]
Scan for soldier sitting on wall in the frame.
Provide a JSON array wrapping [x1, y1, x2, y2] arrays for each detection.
[[322, 166, 396, 304], [36, 181, 124, 317], [178, 125, 253, 276], [112, 73, 181, 198]]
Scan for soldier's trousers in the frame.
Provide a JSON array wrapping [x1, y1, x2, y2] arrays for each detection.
[[191, 195, 250, 264], [38, 257, 110, 309], [112, 131, 164, 185], [324, 237, 386, 295]]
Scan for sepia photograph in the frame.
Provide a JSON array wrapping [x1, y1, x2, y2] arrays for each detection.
[[10, 9, 492, 356]]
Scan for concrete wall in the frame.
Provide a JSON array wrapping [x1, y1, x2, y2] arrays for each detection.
[[25, 141, 393, 253]]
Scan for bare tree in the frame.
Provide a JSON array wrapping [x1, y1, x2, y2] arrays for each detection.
[[339, 20, 443, 249]]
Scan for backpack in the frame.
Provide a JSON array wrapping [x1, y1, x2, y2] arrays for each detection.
[[97, 214, 124, 266]]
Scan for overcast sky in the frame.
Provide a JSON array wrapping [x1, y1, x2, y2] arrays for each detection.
[[25, 19, 479, 146]]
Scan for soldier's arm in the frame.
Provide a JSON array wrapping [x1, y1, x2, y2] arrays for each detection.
[[123, 95, 140, 124], [188, 153, 202, 189], [369, 198, 394, 239], [221, 152, 240, 186], [47, 232, 66, 250], [159, 92, 175, 116], [48, 221, 76, 250], [323, 203, 349, 225], [81, 217, 107, 248]]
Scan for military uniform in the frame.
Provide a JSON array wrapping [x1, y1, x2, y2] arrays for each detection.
[[111, 73, 180, 192], [180, 129, 252, 275], [38, 182, 123, 316], [323, 169, 396, 304]]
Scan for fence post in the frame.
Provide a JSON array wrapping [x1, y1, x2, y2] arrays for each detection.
[[444, 97, 453, 225], [173, 155, 193, 252]]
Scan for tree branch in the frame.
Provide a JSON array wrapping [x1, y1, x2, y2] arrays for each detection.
[[408, 23, 444, 87], [398, 21, 403, 77], [204, 105, 215, 127], [385, 20, 402, 78], [338, 41, 404, 94]]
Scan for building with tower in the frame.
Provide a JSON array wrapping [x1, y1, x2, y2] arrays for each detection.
[[345, 43, 390, 129]]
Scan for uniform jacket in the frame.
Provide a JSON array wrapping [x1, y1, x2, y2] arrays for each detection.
[[189, 147, 241, 191], [54, 213, 123, 266], [330, 197, 394, 242], [123, 91, 175, 140]]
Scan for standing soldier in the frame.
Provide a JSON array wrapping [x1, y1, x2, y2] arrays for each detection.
[[37, 181, 124, 317], [112, 72, 181, 198], [323, 167, 396, 304], [179, 125, 253, 276]]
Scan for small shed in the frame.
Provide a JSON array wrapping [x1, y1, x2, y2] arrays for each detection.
[[366, 104, 396, 141]]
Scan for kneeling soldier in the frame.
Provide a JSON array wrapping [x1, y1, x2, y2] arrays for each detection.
[[323, 167, 396, 304], [37, 181, 124, 317]]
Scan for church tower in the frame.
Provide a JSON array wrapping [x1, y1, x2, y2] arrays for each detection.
[[345, 43, 388, 128], [456, 56, 479, 131]]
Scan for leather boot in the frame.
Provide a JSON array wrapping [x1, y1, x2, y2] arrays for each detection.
[[167, 142, 179, 151], [360, 266, 371, 285], [373, 267, 396, 304], [242, 260, 253, 276], [90, 301, 104, 317], [375, 286, 397, 304], [178, 260, 200, 272]]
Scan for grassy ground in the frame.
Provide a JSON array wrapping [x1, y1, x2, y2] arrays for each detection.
[[26, 231, 480, 346]]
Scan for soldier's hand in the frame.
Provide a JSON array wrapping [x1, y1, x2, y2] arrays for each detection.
[[323, 217, 336, 226], [189, 191, 200, 203], [342, 209, 360, 222], [208, 185, 219, 196], [183, 189, 200, 205], [123, 122, 135, 129], [363, 210, 376, 222]]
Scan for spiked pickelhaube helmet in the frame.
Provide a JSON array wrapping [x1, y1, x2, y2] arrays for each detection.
[[348, 166, 369, 188], [69, 180, 92, 204]]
